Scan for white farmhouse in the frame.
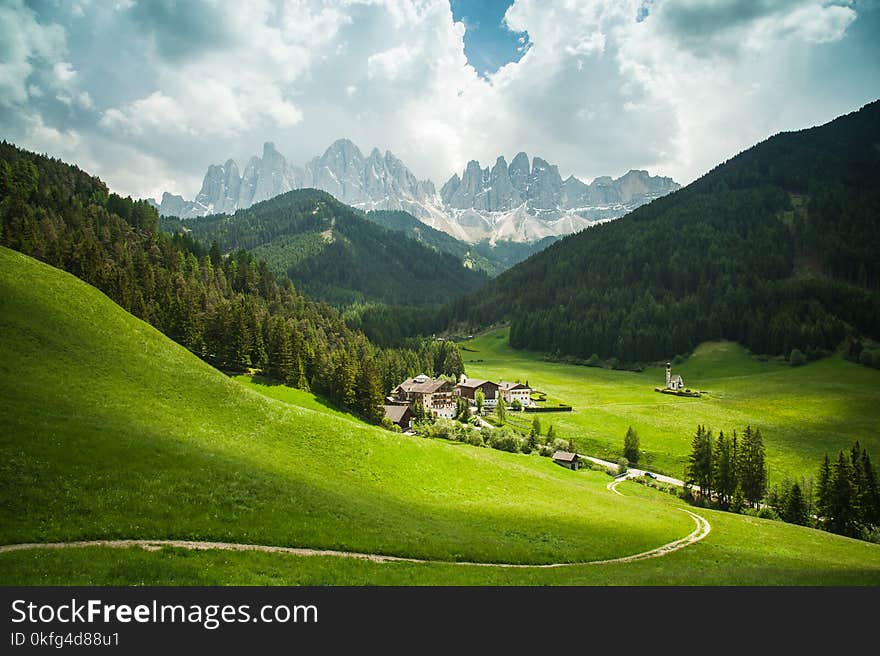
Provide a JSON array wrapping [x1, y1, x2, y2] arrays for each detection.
[[498, 381, 532, 407]]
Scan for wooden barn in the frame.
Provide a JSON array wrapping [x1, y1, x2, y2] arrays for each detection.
[[552, 450, 580, 471]]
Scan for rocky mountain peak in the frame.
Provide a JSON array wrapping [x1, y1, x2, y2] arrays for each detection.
[[154, 139, 679, 244]]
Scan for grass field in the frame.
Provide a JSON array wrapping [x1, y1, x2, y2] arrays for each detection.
[[460, 328, 880, 483], [1, 246, 879, 585], [4, 483, 879, 585]]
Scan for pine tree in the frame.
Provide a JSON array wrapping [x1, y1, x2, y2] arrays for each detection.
[[713, 430, 736, 509], [623, 426, 640, 465], [738, 425, 767, 508], [861, 450, 880, 528], [209, 240, 222, 267], [686, 425, 713, 500], [295, 355, 309, 391], [355, 357, 384, 423], [271, 319, 295, 384], [828, 451, 857, 537], [850, 441, 865, 523], [816, 453, 832, 524], [333, 351, 357, 409], [783, 481, 809, 526], [496, 397, 506, 423]]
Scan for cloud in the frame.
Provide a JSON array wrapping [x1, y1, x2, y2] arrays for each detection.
[[0, 0, 876, 202], [650, 0, 856, 55], [0, 1, 66, 106]]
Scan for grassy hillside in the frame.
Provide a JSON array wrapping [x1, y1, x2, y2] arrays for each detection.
[[460, 328, 880, 483], [2, 247, 879, 585], [0, 247, 691, 563], [4, 481, 880, 586], [161, 190, 488, 307]]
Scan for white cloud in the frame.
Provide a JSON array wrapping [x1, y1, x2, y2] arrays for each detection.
[[609, 0, 862, 181], [76, 91, 94, 109], [23, 113, 81, 153], [52, 61, 76, 84], [368, 44, 417, 80], [0, 0, 874, 200], [757, 3, 856, 44], [0, 1, 65, 106]]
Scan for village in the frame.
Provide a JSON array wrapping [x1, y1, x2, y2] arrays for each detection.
[[382, 373, 534, 432], [383, 361, 694, 432], [379, 361, 698, 472]]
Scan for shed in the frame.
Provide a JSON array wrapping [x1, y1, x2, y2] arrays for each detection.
[[552, 450, 580, 471], [382, 404, 414, 431]]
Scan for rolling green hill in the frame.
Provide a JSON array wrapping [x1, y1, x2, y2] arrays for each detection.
[[2, 247, 880, 585], [448, 100, 880, 365], [161, 190, 488, 307], [0, 246, 691, 563], [459, 327, 880, 484]]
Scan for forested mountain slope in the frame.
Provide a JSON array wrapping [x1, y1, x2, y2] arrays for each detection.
[[161, 190, 488, 307], [363, 209, 558, 277], [0, 141, 465, 419], [449, 100, 880, 363]]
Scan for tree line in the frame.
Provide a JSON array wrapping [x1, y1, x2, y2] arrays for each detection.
[[814, 442, 880, 540], [685, 425, 768, 510], [0, 141, 464, 422], [678, 419, 880, 542]]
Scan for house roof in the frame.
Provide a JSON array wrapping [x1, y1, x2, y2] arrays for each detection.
[[457, 378, 498, 389], [552, 450, 579, 462], [382, 405, 412, 423], [498, 381, 529, 391], [394, 377, 452, 394]]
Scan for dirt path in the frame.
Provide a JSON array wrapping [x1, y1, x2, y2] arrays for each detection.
[[0, 508, 710, 569], [607, 475, 628, 496], [0, 461, 712, 570]]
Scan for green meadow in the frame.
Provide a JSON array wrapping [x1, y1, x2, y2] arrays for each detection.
[[460, 328, 880, 484], [4, 482, 879, 586], [1, 247, 879, 585]]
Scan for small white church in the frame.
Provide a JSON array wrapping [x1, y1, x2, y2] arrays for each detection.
[[665, 362, 684, 391]]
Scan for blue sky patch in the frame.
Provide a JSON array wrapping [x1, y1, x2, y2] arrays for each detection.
[[450, 0, 531, 78]]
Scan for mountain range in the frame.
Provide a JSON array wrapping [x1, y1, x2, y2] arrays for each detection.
[[150, 140, 679, 244]]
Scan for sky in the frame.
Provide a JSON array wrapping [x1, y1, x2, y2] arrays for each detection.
[[449, 0, 530, 78], [1, 0, 878, 201]]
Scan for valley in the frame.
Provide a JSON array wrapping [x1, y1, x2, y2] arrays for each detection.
[[1, 247, 879, 585], [459, 328, 880, 484]]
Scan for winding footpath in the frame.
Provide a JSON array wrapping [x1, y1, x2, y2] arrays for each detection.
[[0, 478, 711, 569]]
